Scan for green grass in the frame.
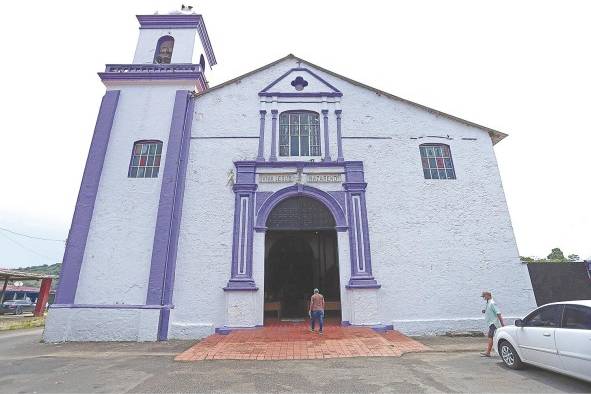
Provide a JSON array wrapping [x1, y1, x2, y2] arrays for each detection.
[[0, 316, 45, 331]]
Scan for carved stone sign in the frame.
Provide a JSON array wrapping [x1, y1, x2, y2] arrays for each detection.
[[259, 174, 296, 183], [258, 172, 342, 184], [306, 174, 342, 183]]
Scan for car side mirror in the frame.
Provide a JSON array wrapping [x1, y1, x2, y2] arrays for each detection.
[[514, 319, 524, 327]]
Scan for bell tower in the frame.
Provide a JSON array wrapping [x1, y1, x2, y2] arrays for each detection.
[[99, 9, 216, 92], [47, 9, 217, 342]]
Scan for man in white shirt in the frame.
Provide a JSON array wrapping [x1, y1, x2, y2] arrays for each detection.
[[481, 291, 505, 357]]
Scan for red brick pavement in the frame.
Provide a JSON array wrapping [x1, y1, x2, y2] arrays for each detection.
[[175, 321, 430, 361]]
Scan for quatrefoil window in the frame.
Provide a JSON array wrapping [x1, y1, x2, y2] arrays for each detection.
[[290, 76, 309, 91]]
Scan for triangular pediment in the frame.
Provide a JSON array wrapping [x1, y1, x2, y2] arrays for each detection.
[[259, 67, 342, 98]]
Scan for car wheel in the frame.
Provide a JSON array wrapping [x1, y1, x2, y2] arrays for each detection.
[[16, 307, 23, 315], [499, 340, 524, 370]]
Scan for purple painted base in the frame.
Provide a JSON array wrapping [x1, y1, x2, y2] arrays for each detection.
[[341, 321, 393, 332], [346, 276, 381, 289], [371, 324, 394, 333], [215, 325, 264, 335], [223, 278, 258, 291]]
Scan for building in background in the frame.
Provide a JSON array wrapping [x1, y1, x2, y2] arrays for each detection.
[[44, 9, 536, 342]]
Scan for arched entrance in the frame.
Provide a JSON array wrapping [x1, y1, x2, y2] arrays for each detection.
[[264, 196, 341, 321]]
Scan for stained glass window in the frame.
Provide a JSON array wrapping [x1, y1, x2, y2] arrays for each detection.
[[419, 144, 456, 180], [279, 111, 321, 157], [128, 141, 163, 178]]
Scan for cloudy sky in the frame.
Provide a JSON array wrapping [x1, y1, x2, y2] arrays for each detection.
[[0, 0, 589, 269]]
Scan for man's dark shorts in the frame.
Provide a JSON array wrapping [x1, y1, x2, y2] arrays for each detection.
[[488, 324, 497, 338]]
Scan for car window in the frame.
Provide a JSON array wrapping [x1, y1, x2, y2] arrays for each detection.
[[563, 305, 591, 330], [525, 305, 563, 327]]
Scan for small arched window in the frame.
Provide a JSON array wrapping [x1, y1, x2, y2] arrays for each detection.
[[154, 36, 174, 64], [279, 111, 321, 157], [128, 140, 163, 178], [419, 143, 456, 179]]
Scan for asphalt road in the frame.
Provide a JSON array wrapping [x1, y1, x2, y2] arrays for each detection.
[[1, 328, 590, 393]]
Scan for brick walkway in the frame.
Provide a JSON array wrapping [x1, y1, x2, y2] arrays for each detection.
[[175, 322, 430, 361]]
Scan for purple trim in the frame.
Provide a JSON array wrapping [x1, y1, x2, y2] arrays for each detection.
[[49, 304, 172, 310], [335, 110, 344, 162], [215, 327, 232, 335], [256, 110, 266, 161], [371, 324, 394, 332], [146, 91, 194, 340], [327, 191, 346, 213], [55, 91, 120, 304], [259, 68, 342, 97], [239, 198, 247, 273], [255, 192, 273, 213], [98, 64, 206, 87], [322, 109, 331, 161], [269, 110, 278, 161], [353, 198, 364, 271], [215, 325, 264, 335], [136, 14, 217, 67], [344, 162, 380, 289], [254, 184, 347, 230], [255, 160, 346, 169], [259, 92, 342, 98], [225, 163, 258, 291]]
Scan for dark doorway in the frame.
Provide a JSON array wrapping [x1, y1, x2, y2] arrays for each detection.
[[264, 196, 341, 321]]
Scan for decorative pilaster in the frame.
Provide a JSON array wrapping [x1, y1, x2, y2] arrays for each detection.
[[269, 109, 278, 161], [225, 161, 258, 290], [55, 90, 120, 304], [344, 162, 380, 288], [322, 109, 331, 161], [335, 110, 344, 162], [146, 91, 195, 340], [256, 110, 266, 162]]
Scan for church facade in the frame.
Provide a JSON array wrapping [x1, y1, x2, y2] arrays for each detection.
[[44, 11, 535, 342]]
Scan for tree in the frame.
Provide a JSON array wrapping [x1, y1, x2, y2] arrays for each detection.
[[567, 254, 580, 262], [520, 256, 535, 262], [547, 248, 566, 261]]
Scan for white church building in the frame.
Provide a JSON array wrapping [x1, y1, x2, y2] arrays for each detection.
[[44, 10, 536, 342]]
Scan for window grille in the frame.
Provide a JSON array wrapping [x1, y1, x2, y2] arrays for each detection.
[[419, 144, 456, 180], [128, 141, 163, 178], [279, 111, 321, 157]]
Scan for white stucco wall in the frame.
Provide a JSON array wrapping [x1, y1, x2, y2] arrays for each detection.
[[171, 57, 535, 338], [43, 308, 159, 342], [53, 56, 534, 341], [75, 83, 192, 307]]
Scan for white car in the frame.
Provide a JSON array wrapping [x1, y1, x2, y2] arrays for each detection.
[[494, 300, 591, 382]]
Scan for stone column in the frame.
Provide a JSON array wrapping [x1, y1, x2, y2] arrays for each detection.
[[256, 110, 266, 162], [269, 109, 278, 161], [335, 110, 344, 162], [322, 109, 331, 161], [344, 162, 379, 288], [224, 162, 258, 290]]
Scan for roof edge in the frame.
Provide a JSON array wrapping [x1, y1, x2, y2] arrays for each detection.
[[197, 54, 508, 144]]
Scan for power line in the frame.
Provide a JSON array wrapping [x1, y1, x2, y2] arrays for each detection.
[[0, 231, 61, 262], [0, 226, 65, 243]]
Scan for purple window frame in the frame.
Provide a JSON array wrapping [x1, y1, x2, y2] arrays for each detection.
[[128, 140, 163, 178], [419, 143, 456, 180]]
